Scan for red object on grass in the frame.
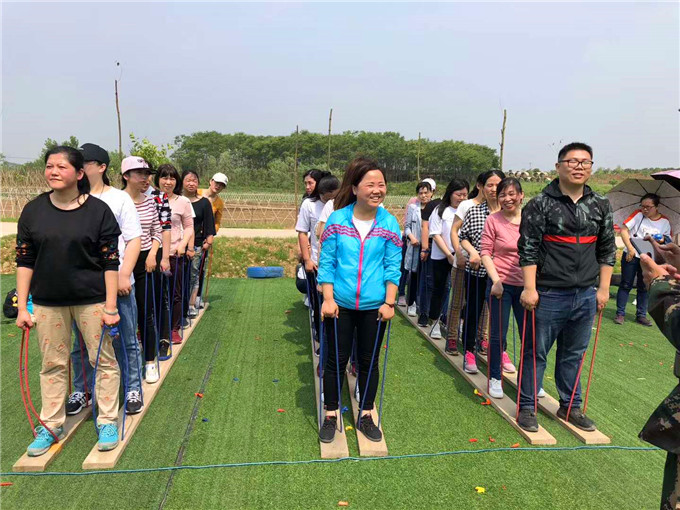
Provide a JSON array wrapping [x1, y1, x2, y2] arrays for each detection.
[[511, 443, 520, 448], [194, 393, 204, 398], [277, 408, 286, 413], [0, 483, 13, 487], [469, 438, 478, 443]]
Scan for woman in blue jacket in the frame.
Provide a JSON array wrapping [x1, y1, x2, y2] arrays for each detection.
[[317, 156, 402, 443]]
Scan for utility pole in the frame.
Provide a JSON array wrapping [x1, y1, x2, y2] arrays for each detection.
[[327, 108, 333, 171], [417, 132, 422, 182], [499, 109, 507, 171], [293, 125, 299, 209], [114, 62, 123, 160]]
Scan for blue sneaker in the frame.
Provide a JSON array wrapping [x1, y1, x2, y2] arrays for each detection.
[[27, 425, 64, 457], [97, 423, 119, 451]]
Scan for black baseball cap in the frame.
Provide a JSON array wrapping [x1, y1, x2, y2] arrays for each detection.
[[79, 143, 110, 166]]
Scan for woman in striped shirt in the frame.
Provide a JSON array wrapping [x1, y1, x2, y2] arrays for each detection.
[[123, 157, 164, 383]]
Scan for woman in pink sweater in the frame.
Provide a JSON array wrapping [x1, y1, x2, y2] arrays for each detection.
[[480, 177, 532, 399]]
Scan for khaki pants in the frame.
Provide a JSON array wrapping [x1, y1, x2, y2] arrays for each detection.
[[34, 304, 120, 428]]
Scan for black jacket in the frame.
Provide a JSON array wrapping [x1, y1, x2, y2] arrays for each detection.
[[518, 179, 616, 288]]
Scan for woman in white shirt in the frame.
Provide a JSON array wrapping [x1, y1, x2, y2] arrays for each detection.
[[615, 193, 673, 326], [403, 182, 433, 316], [428, 179, 469, 339], [296, 172, 335, 342]]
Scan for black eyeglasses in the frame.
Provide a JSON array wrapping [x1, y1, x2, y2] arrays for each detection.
[[559, 159, 594, 169]]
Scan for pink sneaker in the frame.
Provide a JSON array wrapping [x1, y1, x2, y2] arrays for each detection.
[[464, 351, 478, 374], [501, 352, 516, 373], [171, 330, 183, 345], [479, 339, 489, 355]]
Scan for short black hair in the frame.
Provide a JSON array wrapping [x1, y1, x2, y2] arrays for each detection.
[[640, 193, 660, 207], [155, 163, 182, 195], [496, 177, 523, 198], [558, 142, 593, 161], [416, 181, 432, 194], [317, 175, 340, 196]]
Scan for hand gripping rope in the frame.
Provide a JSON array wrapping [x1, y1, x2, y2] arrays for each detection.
[[566, 309, 604, 421], [357, 318, 391, 431], [18, 327, 61, 441], [515, 310, 538, 421]]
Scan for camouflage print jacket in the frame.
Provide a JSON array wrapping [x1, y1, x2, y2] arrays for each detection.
[[639, 276, 680, 455], [518, 179, 616, 288]]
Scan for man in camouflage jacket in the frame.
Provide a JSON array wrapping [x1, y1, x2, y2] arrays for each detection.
[[517, 142, 616, 432], [640, 252, 680, 510]]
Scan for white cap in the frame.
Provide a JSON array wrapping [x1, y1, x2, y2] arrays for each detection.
[[212, 172, 228, 186], [423, 178, 436, 191]]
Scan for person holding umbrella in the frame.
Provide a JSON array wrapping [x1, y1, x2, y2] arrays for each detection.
[[614, 193, 673, 326]]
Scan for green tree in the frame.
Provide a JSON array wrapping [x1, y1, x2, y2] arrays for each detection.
[[129, 133, 173, 170]]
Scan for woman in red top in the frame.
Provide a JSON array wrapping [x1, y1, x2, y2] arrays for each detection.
[[480, 177, 532, 399]]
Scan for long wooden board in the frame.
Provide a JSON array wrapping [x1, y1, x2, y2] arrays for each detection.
[[13, 407, 92, 472], [475, 351, 611, 444], [82, 304, 209, 469], [313, 319, 349, 459], [345, 367, 389, 456], [397, 305, 556, 445]]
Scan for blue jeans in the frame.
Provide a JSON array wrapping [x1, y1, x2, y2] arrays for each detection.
[[519, 286, 596, 409], [71, 292, 142, 394], [417, 257, 434, 316], [486, 282, 531, 380], [615, 255, 648, 318]]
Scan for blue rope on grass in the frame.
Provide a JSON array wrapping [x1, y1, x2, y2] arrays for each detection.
[[1, 445, 659, 478]]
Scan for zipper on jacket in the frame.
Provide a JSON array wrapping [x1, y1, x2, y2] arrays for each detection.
[[354, 218, 377, 310]]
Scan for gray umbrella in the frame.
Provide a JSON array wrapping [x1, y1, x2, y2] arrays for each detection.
[[606, 179, 680, 231]]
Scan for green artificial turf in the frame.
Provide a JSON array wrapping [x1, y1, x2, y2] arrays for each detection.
[[0, 275, 676, 509]]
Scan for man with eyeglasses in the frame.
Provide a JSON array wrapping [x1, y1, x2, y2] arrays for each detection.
[[516, 142, 616, 432]]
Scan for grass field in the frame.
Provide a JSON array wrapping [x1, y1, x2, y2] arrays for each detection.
[[0, 275, 676, 509]]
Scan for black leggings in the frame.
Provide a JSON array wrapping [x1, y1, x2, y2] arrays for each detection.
[[306, 270, 321, 341], [463, 272, 488, 353], [322, 307, 387, 411], [429, 258, 452, 321], [132, 250, 159, 362], [169, 256, 186, 331]]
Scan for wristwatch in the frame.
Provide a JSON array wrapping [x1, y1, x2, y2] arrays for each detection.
[[384, 302, 395, 308]]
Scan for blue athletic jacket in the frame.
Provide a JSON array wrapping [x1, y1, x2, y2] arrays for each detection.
[[318, 203, 403, 310]]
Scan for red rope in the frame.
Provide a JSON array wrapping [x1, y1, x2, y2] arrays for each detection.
[[19, 328, 60, 441], [515, 310, 528, 420], [583, 310, 603, 413], [19, 331, 35, 434], [566, 351, 587, 423]]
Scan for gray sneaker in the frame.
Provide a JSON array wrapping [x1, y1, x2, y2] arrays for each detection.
[[517, 408, 538, 432]]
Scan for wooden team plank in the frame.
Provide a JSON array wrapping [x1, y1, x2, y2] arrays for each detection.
[[345, 369, 389, 456], [13, 407, 92, 472], [475, 352, 611, 444], [312, 321, 349, 459], [82, 304, 209, 470], [397, 305, 556, 445]]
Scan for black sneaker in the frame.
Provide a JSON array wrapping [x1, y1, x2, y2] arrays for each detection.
[[357, 413, 382, 442], [125, 390, 144, 415], [65, 392, 89, 415], [159, 340, 171, 360], [556, 407, 596, 431], [417, 314, 428, 327], [517, 408, 539, 432], [319, 415, 337, 443]]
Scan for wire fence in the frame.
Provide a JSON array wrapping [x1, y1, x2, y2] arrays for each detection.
[[0, 187, 410, 228]]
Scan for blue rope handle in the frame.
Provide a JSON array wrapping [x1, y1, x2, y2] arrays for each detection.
[[377, 320, 392, 429], [333, 317, 343, 431], [91, 324, 117, 434], [357, 316, 383, 429]]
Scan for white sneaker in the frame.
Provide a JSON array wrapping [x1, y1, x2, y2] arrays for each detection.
[[354, 384, 361, 403], [188, 306, 198, 318], [145, 362, 159, 384], [407, 304, 417, 317], [488, 378, 504, 399], [398, 296, 407, 307], [195, 297, 203, 309], [430, 322, 442, 339], [538, 387, 546, 398]]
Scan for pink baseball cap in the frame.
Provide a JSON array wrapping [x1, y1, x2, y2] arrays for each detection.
[[121, 156, 153, 175]]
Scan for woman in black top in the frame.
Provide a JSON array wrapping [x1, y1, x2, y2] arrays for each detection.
[[15, 146, 122, 456], [181, 170, 216, 317]]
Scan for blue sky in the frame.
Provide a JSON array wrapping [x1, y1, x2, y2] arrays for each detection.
[[2, 2, 678, 171]]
